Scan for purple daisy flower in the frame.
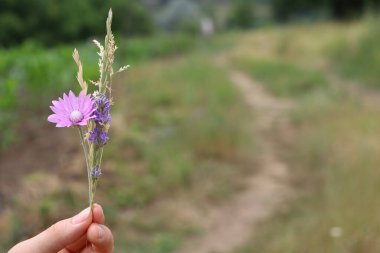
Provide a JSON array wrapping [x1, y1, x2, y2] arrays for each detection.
[[48, 91, 95, 127]]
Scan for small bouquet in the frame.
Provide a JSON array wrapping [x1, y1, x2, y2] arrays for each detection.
[[47, 10, 128, 208]]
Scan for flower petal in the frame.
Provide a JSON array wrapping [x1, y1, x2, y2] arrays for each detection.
[[47, 114, 60, 123], [50, 105, 66, 115], [69, 90, 79, 110], [59, 97, 71, 113], [83, 106, 96, 117], [53, 100, 69, 114], [63, 92, 73, 111], [56, 123, 67, 127]]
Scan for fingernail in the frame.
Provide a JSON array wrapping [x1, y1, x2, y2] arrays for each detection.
[[72, 207, 90, 224], [97, 224, 105, 239]]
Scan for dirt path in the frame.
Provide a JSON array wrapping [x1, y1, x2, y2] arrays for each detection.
[[176, 67, 295, 253]]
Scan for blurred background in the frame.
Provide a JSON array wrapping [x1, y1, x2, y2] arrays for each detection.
[[2, 0, 380, 252]]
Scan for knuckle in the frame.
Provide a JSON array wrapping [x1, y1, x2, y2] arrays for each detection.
[[48, 222, 61, 234]]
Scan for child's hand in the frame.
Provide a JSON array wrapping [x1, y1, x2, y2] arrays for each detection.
[[9, 204, 114, 253]]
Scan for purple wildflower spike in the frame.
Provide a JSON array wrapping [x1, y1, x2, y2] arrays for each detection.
[[47, 91, 95, 127], [91, 165, 102, 178], [88, 127, 109, 146], [93, 95, 112, 124]]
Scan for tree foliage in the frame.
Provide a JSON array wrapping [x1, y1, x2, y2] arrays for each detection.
[[227, 0, 255, 29], [272, 0, 380, 21], [0, 0, 155, 47]]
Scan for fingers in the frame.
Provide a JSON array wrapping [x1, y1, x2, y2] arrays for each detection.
[[63, 204, 105, 252], [8, 205, 109, 253], [60, 234, 87, 253], [9, 207, 92, 253], [92, 203, 105, 224], [87, 223, 114, 253]]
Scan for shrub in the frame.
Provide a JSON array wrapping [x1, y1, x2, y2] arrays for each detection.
[[0, 0, 155, 47], [227, 0, 255, 29]]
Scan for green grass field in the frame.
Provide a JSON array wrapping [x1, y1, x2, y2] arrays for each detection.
[[3, 16, 380, 253], [0, 39, 254, 252], [229, 18, 380, 253], [108, 54, 253, 252]]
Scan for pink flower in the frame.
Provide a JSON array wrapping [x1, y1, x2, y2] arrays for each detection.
[[48, 91, 95, 127]]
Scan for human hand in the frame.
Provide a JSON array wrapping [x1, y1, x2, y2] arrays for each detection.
[[8, 204, 114, 253]]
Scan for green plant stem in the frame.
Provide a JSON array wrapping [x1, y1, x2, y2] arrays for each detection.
[[90, 178, 98, 208], [77, 127, 92, 207]]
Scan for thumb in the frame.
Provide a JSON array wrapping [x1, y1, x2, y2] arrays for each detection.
[[9, 207, 92, 253]]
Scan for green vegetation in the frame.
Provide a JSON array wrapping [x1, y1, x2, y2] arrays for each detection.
[[272, 0, 380, 21], [4, 4, 380, 253], [1, 51, 253, 252], [227, 0, 255, 29], [2, 0, 379, 49], [105, 55, 252, 252], [230, 17, 380, 253], [235, 95, 380, 253], [235, 58, 329, 97], [0, 35, 197, 149], [107, 55, 251, 207], [0, 0, 154, 46], [330, 17, 380, 88]]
